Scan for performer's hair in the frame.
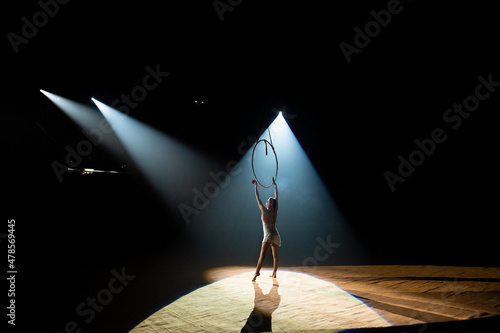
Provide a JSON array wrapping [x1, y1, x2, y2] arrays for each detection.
[[268, 197, 277, 211]]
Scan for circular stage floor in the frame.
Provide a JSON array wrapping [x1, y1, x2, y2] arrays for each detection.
[[130, 265, 500, 332]]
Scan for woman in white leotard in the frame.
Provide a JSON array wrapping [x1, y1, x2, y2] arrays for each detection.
[[252, 177, 280, 281]]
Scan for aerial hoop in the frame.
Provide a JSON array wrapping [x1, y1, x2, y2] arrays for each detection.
[[251, 139, 278, 188]]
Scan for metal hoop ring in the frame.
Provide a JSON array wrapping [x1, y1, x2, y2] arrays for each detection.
[[251, 139, 278, 188]]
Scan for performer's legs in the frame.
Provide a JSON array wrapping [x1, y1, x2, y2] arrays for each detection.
[[253, 242, 270, 281], [270, 243, 279, 278]]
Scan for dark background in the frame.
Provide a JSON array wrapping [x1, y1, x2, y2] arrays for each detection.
[[3, 0, 499, 332]]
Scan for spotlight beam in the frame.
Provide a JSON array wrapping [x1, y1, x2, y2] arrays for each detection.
[[40, 90, 129, 163], [92, 98, 217, 216], [191, 111, 358, 265]]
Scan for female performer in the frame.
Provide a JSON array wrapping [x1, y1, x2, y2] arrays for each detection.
[[252, 177, 280, 281]]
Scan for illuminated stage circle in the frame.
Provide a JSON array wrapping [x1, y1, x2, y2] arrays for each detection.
[[251, 139, 278, 188], [129, 270, 390, 332], [129, 266, 500, 332]]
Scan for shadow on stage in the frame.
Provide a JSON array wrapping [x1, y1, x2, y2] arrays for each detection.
[[241, 278, 281, 332]]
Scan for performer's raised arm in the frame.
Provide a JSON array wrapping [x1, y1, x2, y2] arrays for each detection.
[[272, 177, 278, 210], [254, 179, 265, 212], [273, 177, 278, 198]]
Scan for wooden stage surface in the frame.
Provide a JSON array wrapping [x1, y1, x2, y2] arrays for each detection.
[[130, 265, 500, 332]]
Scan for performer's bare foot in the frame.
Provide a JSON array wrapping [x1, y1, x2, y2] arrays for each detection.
[[270, 273, 277, 278], [252, 272, 260, 281]]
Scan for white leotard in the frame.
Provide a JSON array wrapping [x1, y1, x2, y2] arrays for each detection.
[[262, 220, 281, 247]]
